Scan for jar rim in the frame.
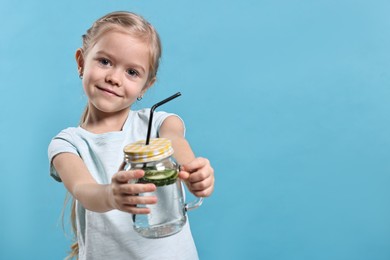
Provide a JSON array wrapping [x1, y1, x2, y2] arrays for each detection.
[[123, 138, 174, 163]]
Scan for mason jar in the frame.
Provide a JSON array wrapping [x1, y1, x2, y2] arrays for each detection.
[[122, 138, 203, 238]]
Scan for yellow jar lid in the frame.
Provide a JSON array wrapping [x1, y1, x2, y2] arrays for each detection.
[[123, 138, 174, 163]]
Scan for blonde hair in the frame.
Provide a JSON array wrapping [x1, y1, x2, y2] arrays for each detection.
[[67, 11, 162, 259]]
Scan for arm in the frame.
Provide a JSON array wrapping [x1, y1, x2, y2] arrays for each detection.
[[159, 116, 215, 197], [52, 153, 157, 214]]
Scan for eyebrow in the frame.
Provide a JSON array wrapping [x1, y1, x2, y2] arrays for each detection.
[[95, 50, 146, 74]]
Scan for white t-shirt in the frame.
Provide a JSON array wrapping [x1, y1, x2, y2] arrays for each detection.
[[48, 109, 199, 260]]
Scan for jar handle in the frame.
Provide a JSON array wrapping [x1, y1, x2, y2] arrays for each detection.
[[178, 164, 204, 211], [185, 197, 203, 211]]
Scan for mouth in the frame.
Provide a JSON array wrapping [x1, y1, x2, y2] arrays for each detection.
[[96, 86, 121, 97]]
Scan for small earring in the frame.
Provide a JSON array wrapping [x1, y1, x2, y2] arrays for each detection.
[[79, 74, 83, 79], [137, 96, 143, 101]]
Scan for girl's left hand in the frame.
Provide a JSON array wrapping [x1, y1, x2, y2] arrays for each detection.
[[179, 157, 215, 197]]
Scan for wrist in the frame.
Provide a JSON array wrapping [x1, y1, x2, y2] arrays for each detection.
[[105, 183, 116, 211]]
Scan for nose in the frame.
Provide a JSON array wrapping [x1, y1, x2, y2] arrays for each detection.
[[105, 68, 122, 86]]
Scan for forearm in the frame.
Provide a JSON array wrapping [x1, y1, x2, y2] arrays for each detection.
[[53, 153, 114, 213], [72, 182, 114, 213], [171, 137, 196, 166], [158, 115, 196, 165]]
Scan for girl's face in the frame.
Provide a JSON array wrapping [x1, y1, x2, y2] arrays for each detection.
[[77, 30, 153, 115]]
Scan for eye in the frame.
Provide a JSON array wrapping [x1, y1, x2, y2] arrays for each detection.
[[127, 69, 139, 77], [98, 58, 111, 66]]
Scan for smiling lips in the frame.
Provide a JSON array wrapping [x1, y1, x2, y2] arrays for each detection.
[[96, 86, 121, 97]]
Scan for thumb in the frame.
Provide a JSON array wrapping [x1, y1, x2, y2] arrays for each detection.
[[178, 169, 190, 180], [114, 170, 144, 183]]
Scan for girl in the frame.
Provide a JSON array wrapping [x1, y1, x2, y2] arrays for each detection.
[[48, 11, 214, 260]]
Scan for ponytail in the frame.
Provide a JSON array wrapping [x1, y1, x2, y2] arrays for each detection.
[[62, 194, 79, 259], [80, 105, 89, 125]]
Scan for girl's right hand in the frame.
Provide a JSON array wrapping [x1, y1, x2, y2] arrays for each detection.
[[109, 170, 157, 214]]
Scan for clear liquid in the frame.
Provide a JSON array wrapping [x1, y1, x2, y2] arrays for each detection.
[[133, 180, 187, 238]]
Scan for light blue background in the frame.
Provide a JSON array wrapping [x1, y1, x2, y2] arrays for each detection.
[[1, 0, 389, 259]]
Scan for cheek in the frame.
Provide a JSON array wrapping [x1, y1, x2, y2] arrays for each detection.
[[81, 80, 92, 100], [126, 80, 148, 95], [83, 67, 99, 82], [82, 68, 101, 89], [125, 87, 141, 98], [82, 80, 88, 93], [81, 71, 96, 97]]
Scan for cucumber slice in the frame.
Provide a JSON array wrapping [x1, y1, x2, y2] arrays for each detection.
[[145, 169, 177, 179], [139, 169, 178, 186]]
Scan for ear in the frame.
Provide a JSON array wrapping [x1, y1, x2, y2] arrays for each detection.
[[75, 48, 84, 76]]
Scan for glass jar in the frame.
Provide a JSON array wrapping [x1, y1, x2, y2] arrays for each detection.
[[122, 138, 203, 238]]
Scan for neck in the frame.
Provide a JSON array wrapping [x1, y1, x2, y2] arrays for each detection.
[[81, 106, 130, 134]]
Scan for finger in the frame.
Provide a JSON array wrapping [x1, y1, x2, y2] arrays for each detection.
[[178, 171, 190, 180], [191, 186, 214, 198], [122, 195, 158, 206], [188, 168, 213, 183], [188, 177, 213, 192], [187, 174, 215, 197], [120, 205, 151, 215], [119, 183, 156, 195], [114, 170, 144, 183], [181, 157, 209, 173]]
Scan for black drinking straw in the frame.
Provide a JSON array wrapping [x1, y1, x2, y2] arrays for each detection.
[[145, 92, 182, 145]]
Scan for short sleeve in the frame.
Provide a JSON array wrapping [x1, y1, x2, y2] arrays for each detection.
[[48, 132, 79, 182], [154, 112, 186, 137], [132, 109, 186, 139]]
